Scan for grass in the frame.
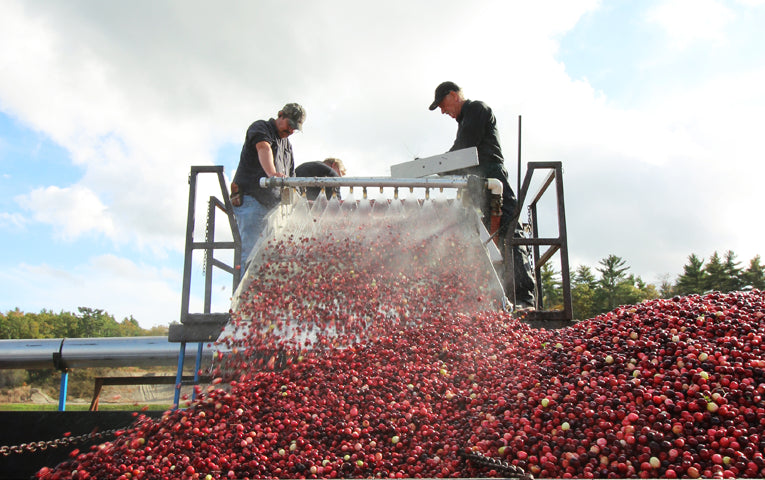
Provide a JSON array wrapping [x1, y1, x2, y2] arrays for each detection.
[[0, 403, 172, 412]]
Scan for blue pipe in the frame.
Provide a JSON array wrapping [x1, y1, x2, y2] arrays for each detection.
[[173, 342, 186, 409], [192, 342, 204, 401], [58, 370, 69, 411]]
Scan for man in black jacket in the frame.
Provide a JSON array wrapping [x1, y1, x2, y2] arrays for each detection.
[[429, 81, 536, 309]]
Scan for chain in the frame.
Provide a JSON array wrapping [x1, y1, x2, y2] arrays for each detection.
[[460, 448, 534, 479], [0, 427, 121, 457], [202, 200, 213, 277]]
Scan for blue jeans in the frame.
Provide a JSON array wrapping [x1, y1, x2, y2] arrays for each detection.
[[233, 195, 276, 271]]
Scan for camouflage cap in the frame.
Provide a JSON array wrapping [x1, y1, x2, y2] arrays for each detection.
[[281, 103, 306, 131]]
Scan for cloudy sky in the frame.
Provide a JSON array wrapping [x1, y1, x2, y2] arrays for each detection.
[[1, 0, 763, 328]]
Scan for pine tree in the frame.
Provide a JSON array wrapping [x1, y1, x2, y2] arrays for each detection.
[[595, 255, 630, 312], [675, 254, 707, 295], [742, 255, 765, 289], [703, 251, 727, 292], [721, 250, 744, 293], [539, 263, 563, 309], [571, 265, 598, 320]]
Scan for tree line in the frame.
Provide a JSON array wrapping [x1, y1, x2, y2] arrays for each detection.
[[0, 306, 168, 340], [541, 250, 765, 320]]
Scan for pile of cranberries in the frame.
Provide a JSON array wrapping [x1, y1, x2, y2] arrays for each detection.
[[36, 203, 765, 479]]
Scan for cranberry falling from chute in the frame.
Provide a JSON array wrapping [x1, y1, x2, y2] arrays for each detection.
[[36, 196, 765, 479]]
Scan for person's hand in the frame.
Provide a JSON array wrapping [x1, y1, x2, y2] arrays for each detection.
[[271, 172, 286, 178], [230, 182, 242, 206]]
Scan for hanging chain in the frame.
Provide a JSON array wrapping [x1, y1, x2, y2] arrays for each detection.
[[0, 427, 121, 456], [202, 198, 216, 277], [460, 448, 534, 479]]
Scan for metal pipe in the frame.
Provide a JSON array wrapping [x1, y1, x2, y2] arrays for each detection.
[[260, 176, 472, 190], [486, 178, 503, 197], [192, 342, 204, 402], [174, 341, 187, 408], [0, 337, 212, 370], [58, 371, 69, 411], [0, 338, 64, 370], [517, 115, 522, 195]]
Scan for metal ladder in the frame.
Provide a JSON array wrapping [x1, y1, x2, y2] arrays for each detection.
[[169, 165, 241, 407]]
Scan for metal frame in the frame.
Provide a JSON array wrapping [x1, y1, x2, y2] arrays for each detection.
[[171, 165, 241, 407], [89, 375, 210, 411], [508, 161, 572, 324]]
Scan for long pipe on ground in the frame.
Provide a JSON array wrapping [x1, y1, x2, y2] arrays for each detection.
[[0, 336, 212, 370]]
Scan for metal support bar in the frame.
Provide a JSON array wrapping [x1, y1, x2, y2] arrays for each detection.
[[58, 370, 69, 411], [537, 245, 561, 268], [192, 342, 204, 402], [261, 176, 473, 190], [89, 374, 211, 411], [173, 342, 186, 409], [191, 241, 237, 249], [508, 162, 572, 324]]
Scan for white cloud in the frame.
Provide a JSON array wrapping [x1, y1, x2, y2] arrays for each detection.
[[0, 255, 189, 329], [0, 212, 27, 230], [16, 185, 115, 240], [645, 0, 735, 50]]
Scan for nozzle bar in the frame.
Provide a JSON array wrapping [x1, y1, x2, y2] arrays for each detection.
[[260, 176, 471, 190]]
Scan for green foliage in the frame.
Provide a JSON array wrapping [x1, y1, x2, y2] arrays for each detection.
[[721, 250, 744, 293], [0, 308, 167, 340], [564, 249, 759, 321], [594, 255, 631, 313], [539, 263, 563, 310], [675, 254, 707, 295], [674, 251, 764, 297], [0, 370, 27, 388], [743, 255, 765, 290], [703, 252, 727, 293], [571, 265, 598, 321]]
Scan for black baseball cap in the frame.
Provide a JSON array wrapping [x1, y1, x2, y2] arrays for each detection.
[[429, 81, 460, 110]]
